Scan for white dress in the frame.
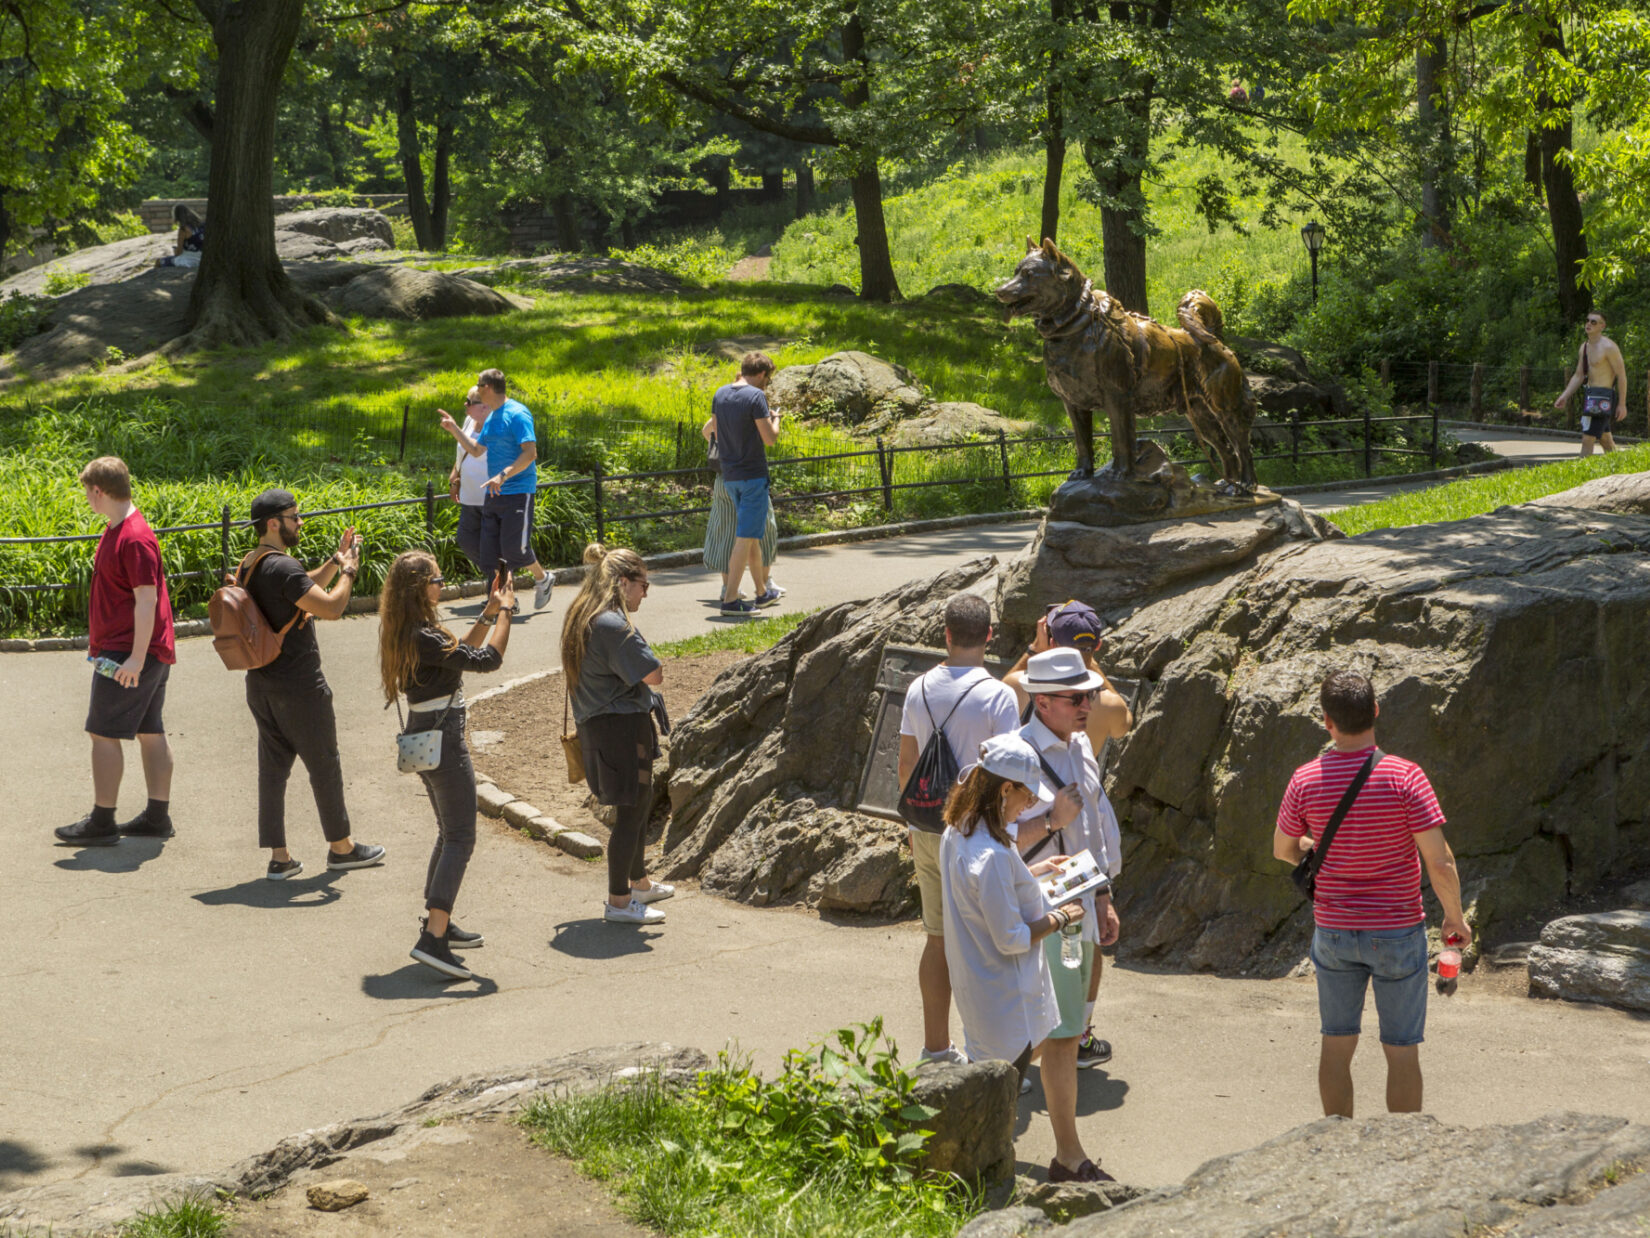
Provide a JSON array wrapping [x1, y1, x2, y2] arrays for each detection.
[[940, 822, 1060, 1065]]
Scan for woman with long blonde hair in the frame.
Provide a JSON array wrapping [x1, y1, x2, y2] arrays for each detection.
[[561, 542, 671, 924], [379, 550, 513, 979]]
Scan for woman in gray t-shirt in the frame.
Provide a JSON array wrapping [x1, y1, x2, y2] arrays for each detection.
[[560, 544, 674, 925]]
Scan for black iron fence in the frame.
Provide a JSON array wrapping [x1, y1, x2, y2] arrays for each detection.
[[1380, 358, 1647, 433]]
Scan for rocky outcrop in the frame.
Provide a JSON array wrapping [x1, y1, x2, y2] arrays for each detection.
[[1528, 911, 1650, 1013], [455, 254, 684, 293], [319, 265, 521, 322], [909, 1060, 1019, 1182], [662, 557, 999, 909], [1099, 491, 1650, 973], [1003, 1112, 1650, 1237], [768, 350, 929, 429], [1230, 334, 1351, 420], [890, 402, 1037, 448], [274, 207, 396, 247]]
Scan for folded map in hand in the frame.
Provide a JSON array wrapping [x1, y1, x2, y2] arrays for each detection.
[[1038, 849, 1109, 907]]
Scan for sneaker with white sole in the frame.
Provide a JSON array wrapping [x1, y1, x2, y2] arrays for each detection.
[[266, 858, 303, 881], [1075, 1029, 1112, 1068], [534, 575, 554, 610], [1019, 1075, 1035, 1095], [919, 1044, 968, 1067], [410, 930, 473, 980], [632, 882, 675, 904], [754, 585, 784, 607], [604, 898, 665, 925], [422, 916, 484, 949], [327, 842, 386, 871]]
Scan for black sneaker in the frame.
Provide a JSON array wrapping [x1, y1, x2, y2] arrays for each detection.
[[117, 812, 175, 839], [719, 599, 758, 615], [1076, 1029, 1112, 1068], [423, 916, 484, 949], [267, 858, 304, 880], [410, 930, 472, 980], [327, 843, 386, 871], [54, 816, 119, 847]]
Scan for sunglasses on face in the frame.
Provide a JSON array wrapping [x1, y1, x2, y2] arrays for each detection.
[[428, 575, 445, 586], [1048, 690, 1098, 706]]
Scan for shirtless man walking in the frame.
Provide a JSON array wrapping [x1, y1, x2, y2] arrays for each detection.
[[1556, 310, 1629, 456]]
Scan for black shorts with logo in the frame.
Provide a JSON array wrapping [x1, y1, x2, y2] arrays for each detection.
[[85, 654, 170, 740]]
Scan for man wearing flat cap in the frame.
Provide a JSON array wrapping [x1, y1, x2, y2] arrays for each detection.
[[240, 488, 385, 881]]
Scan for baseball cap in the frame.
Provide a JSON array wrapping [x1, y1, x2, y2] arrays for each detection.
[[250, 488, 297, 523], [975, 734, 1056, 806], [1046, 600, 1105, 650]]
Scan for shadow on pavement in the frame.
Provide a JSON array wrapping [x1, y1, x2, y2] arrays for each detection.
[[1013, 1067, 1129, 1139], [192, 870, 345, 909], [548, 920, 660, 958], [53, 838, 169, 873], [361, 963, 499, 1000], [0, 1138, 51, 1191]]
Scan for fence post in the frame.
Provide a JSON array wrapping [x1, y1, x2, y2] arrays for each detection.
[[997, 430, 1012, 498], [424, 481, 435, 537], [876, 437, 893, 511], [1519, 365, 1531, 411], [593, 464, 605, 543], [1363, 400, 1373, 478], [397, 403, 410, 463], [674, 420, 684, 471], [1426, 360, 1439, 408], [1379, 358, 1390, 389], [219, 504, 231, 582], [1470, 363, 1484, 418], [1645, 370, 1649, 435], [1430, 401, 1439, 468]]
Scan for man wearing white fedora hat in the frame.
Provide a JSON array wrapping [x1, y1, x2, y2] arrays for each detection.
[[1014, 646, 1122, 1184]]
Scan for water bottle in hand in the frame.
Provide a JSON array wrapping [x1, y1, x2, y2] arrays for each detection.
[[1435, 936, 1462, 996], [88, 655, 122, 679], [1060, 918, 1083, 970]]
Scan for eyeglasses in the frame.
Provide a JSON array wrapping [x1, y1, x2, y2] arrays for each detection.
[[1047, 690, 1097, 706], [428, 576, 445, 585], [464, 399, 483, 407], [631, 577, 650, 594], [1586, 318, 1603, 326]]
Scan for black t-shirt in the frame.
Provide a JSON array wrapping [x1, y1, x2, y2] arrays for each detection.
[[245, 551, 324, 688], [405, 626, 503, 704]]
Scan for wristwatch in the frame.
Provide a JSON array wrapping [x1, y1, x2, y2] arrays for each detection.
[[341, 566, 357, 580]]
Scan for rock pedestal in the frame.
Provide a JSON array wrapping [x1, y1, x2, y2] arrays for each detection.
[[1045, 444, 1282, 529], [1528, 910, 1650, 1013]]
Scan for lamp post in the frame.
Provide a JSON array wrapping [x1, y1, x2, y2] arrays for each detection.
[[1300, 220, 1325, 304]]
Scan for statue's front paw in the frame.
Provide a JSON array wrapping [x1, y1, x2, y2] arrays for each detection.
[[1068, 466, 1095, 481]]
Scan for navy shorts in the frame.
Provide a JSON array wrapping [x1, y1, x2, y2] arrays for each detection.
[[1311, 923, 1429, 1046], [456, 503, 485, 571], [723, 477, 770, 540], [1581, 412, 1616, 439], [480, 491, 536, 570], [86, 655, 170, 740]]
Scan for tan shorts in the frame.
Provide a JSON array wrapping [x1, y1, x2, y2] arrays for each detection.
[[911, 829, 944, 936]]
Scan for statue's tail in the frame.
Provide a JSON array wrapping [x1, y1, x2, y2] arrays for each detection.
[[1176, 289, 1225, 345]]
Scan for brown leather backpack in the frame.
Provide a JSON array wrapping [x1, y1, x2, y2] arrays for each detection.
[[208, 547, 309, 670]]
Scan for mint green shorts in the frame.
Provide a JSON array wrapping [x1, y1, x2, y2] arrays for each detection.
[[1042, 935, 1094, 1039]]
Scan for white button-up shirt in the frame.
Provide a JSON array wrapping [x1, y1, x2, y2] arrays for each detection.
[[940, 823, 1060, 1066], [1016, 715, 1121, 944]]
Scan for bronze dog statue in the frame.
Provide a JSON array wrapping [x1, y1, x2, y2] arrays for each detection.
[[995, 237, 1257, 490]]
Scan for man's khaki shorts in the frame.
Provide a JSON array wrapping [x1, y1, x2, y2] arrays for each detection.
[[911, 829, 945, 936]]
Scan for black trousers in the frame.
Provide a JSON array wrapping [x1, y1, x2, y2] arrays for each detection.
[[246, 677, 351, 850], [405, 709, 476, 915], [579, 711, 657, 898]]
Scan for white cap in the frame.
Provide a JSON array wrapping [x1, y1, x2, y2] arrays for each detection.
[[975, 734, 1056, 806], [1022, 647, 1106, 694]]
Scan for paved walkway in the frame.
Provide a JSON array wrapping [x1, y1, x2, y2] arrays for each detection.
[[6, 434, 1647, 1206]]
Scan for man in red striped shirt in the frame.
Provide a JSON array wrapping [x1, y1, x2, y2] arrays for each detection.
[[1273, 669, 1469, 1119]]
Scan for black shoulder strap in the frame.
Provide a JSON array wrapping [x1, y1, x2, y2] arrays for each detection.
[[922, 674, 983, 738], [1021, 750, 1070, 864], [1307, 749, 1384, 878]]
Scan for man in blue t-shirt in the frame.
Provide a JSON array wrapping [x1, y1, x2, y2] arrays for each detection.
[[703, 351, 781, 615], [438, 368, 553, 609]]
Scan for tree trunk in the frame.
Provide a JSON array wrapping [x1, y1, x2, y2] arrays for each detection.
[[1416, 39, 1451, 247], [183, 0, 331, 350], [1040, 0, 1071, 243], [395, 75, 433, 250], [430, 121, 452, 250], [1535, 25, 1590, 322], [620, 214, 637, 247], [796, 162, 814, 218], [761, 170, 783, 197], [1084, 94, 1152, 315], [553, 193, 580, 252], [841, 7, 900, 301]]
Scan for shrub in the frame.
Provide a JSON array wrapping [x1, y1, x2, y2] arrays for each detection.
[[0, 291, 50, 351], [607, 238, 738, 287], [93, 212, 152, 246], [41, 270, 92, 296]]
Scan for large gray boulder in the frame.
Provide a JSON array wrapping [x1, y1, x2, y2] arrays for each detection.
[[1528, 910, 1650, 1013], [890, 401, 1037, 448], [456, 254, 684, 293], [320, 265, 521, 321], [0, 266, 193, 381], [1098, 491, 1650, 973], [274, 207, 396, 247], [1025, 1112, 1650, 1237], [768, 350, 929, 429], [662, 557, 999, 907], [909, 1060, 1019, 1182]]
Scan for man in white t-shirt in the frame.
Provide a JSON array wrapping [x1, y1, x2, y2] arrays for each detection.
[[444, 386, 493, 572], [897, 592, 1020, 1066]]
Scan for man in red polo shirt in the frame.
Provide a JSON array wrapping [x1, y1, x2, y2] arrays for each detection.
[[54, 457, 177, 847], [1273, 669, 1469, 1118]]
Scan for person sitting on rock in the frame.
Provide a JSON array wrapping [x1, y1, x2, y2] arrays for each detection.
[[939, 734, 1086, 1175], [1004, 600, 1131, 1071], [155, 204, 205, 269]]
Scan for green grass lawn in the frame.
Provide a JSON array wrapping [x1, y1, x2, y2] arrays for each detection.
[[1328, 443, 1650, 535]]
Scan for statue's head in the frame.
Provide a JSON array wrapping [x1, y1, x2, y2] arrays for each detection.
[[995, 237, 1085, 323]]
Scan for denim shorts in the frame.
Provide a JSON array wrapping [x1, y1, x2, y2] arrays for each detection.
[[723, 477, 770, 540], [1310, 923, 1428, 1046]]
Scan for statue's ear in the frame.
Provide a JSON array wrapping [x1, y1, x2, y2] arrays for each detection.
[[1026, 234, 1039, 254], [1041, 238, 1061, 261]]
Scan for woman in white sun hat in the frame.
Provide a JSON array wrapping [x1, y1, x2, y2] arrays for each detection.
[[939, 733, 1086, 1144]]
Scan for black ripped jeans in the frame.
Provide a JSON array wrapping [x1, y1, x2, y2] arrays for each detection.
[[404, 708, 476, 915], [578, 710, 658, 898]]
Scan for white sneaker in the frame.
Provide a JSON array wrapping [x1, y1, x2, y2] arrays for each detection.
[[1020, 1075, 1035, 1095], [919, 1044, 968, 1067], [604, 898, 665, 925], [633, 882, 675, 904], [534, 575, 554, 610]]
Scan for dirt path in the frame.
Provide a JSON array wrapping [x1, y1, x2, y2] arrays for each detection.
[[727, 254, 772, 282], [227, 1118, 652, 1238]]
